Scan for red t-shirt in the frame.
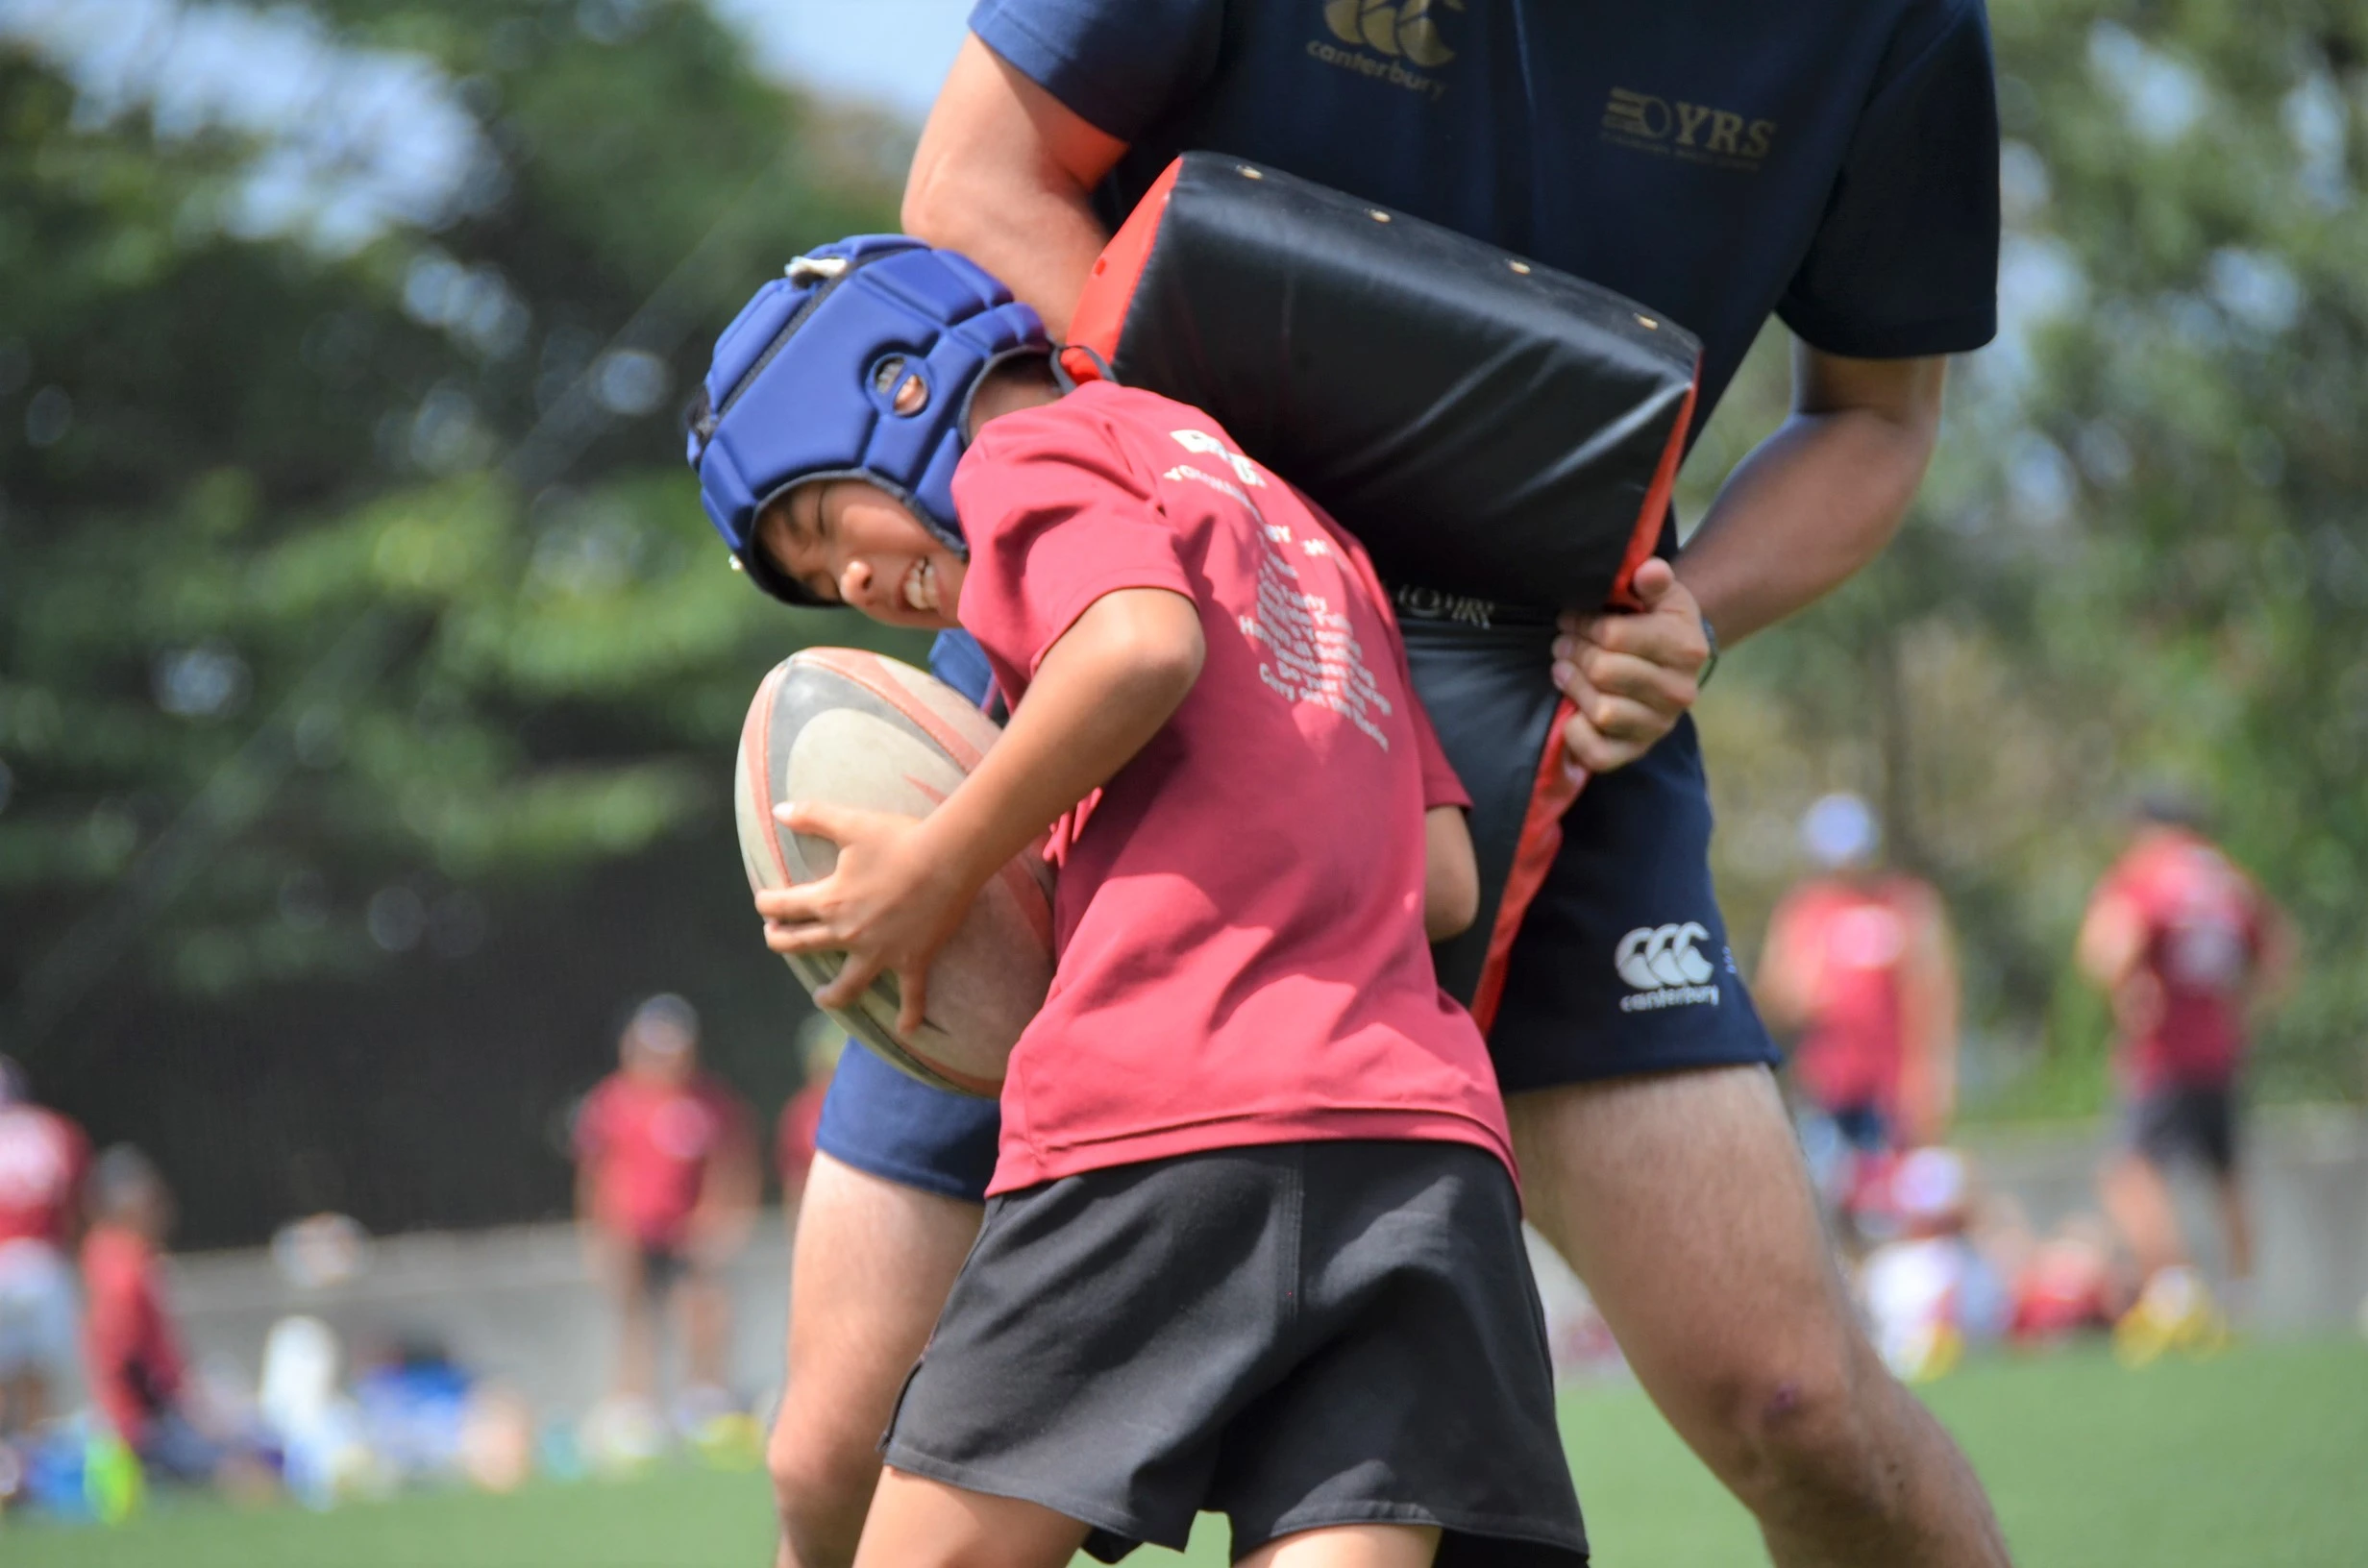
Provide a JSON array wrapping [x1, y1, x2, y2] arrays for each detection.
[[83, 1225, 186, 1449], [950, 380, 1511, 1195], [0, 1105, 89, 1249], [777, 1082, 828, 1195], [574, 1073, 750, 1248], [2089, 829, 2267, 1090], [1764, 876, 1929, 1117]]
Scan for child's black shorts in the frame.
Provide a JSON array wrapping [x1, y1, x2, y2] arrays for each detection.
[[881, 1139, 1588, 1565]]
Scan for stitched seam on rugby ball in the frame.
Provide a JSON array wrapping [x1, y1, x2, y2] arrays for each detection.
[[798, 649, 1057, 953], [910, 1053, 1001, 1097]]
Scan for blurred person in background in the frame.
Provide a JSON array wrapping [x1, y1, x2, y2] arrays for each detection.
[[2078, 793, 2292, 1328], [1758, 795, 1961, 1225], [574, 996, 759, 1433], [776, 1024, 842, 1217], [81, 1146, 226, 1486], [0, 1056, 89, 1439], [1855, 1147, 2010, 1384]]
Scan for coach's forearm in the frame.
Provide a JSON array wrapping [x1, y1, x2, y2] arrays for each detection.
[[1676, 351, 1945, 644], [904, 168, 1108, 338]]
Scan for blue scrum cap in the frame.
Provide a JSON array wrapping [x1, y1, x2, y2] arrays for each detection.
[[685, 236, 1052, 605]]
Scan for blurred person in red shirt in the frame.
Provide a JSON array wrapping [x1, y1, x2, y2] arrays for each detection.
[[1758, 796, 1961, 1187], [775, 1026, 842, 1216], [0, 1056, 89, 1436], [81, 1145, 232, 1483], [574, 996, 759, 1420], [2078, 794, 2292, 1305]]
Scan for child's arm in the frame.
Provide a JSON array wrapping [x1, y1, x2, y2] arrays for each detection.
[[1424, 807, 1479, 943], [761, 587, 1205, 1036]]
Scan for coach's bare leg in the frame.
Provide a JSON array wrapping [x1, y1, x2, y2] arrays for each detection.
[[1512, 1066, 2010, 1568], [1237, 1524, 1442, 1568], [770, 1153, 981, 1568], [851, 1466, 1089, 1568]]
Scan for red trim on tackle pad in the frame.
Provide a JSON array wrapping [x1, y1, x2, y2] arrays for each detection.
[[1061, 159, 1180, 385], [1610, 372, 1700, 610], [1469, 698, 1588, 1038]]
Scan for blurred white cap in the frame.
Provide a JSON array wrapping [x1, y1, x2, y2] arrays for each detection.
[[1801, 793, 1880, 870], [1892, 1147, 1971, 1224]]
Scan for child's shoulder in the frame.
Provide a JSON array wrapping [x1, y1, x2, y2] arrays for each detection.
[[973, 380, 1240, 466]]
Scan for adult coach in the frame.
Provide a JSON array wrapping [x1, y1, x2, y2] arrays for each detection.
[[768, 6, 2010, 1567]]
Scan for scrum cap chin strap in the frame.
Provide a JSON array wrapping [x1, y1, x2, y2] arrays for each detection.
[[686, 236, 1053, 606]]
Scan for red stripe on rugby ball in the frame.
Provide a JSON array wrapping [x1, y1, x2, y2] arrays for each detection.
[[742, 660, 796, 887], [798, 649, 990, 773]]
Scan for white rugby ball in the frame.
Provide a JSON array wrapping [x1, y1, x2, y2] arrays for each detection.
[[735, 648, 1052, 1096]]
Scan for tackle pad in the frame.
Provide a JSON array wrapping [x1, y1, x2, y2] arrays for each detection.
[[1063, 154, 1703, 1022]]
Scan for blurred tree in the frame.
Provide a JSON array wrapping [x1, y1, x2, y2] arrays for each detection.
[[0, 1, 925, 1237], [1692, 0, 2368, 1114], [0, 1, 917, 1032]]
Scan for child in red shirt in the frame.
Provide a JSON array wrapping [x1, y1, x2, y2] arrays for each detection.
[[694, 240, 1583, 1568], [81, 1146, 220, 1482], [573, 995, 758, 1418], [2077, 797, 2291, 1299], [0, 1058, 87, 1439]]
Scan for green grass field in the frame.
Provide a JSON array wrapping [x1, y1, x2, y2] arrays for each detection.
[[10, 1339, 2365, 1567]]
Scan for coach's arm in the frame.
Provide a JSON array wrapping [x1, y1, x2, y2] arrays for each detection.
[[1675, 348, 1946, 645], [1547, 347, 1945, 772], [902, 37, 1122, 337]]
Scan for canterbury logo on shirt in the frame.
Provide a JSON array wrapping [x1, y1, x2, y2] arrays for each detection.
[[1307, 0, 1460, 102], [1602, 87, 1777, 173], [1615, 921, 1722, 1013]]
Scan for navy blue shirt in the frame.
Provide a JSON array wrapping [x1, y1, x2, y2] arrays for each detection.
[[971, 0, 1998, 433]]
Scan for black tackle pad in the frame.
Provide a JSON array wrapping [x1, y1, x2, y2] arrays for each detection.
[[1396, 608, 1562, 1008], [1066, 153, 1701, 615]]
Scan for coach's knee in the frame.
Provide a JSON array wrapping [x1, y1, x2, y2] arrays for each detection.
[[1690, 1336, 1909, 1528], [768, 1399, 883, 1568]]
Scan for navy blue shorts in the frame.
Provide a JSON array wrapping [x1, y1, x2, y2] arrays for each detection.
[[1396, 608, 1775, 1096], [816, 625, 1774, 1205], [814, 1027, 1002, 1201]]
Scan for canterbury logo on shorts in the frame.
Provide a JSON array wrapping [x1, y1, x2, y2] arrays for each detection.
[[1615, 922, 1721, 1013]]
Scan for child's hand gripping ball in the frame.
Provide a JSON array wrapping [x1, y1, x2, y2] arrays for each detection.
[[736, 649, 1052, 1096]]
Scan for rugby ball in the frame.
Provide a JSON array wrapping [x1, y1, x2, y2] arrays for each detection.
[[734, 649, 1052, 1096]]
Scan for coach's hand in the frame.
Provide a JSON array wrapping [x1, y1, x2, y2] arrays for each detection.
[[756, 801, 978, 1039], [1552, 558, 1710, 773]]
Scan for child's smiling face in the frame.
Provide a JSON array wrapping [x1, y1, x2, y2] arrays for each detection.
[[756, 478, 967, 630]]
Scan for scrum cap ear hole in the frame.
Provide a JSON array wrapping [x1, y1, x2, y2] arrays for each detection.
[[870, 355, 930, 416]]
